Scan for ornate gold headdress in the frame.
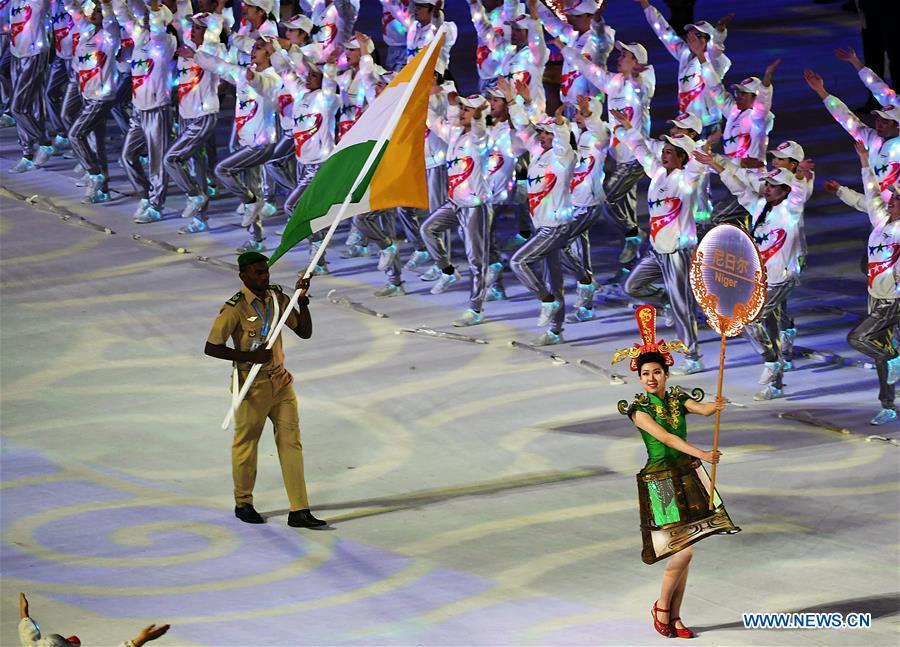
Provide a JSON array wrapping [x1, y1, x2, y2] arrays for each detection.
[[611, 305, 688, 371]]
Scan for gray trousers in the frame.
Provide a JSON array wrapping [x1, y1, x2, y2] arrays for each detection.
[[0, 33, 11, 115], [603, 159, 645, 238], [510, 221, 579, 334], [398, 165, 448, 251], [285, 161, 321, 219], [47, 56, 80, 137], [354, 209, 402, 285], [11, 50, 50, 156], [215, 143, 275, 204], [111, 71, 132, 135], [562, 204, 602, 279], [848, 296, 900, 409], [624, 248, 699, 360], [264, 132, 296, 200], [743, 279, 795, 388], [122, 106, 172, 210], [421, 200, 493, 312], [711, 194, 750, 228], [165, 114, 217, 198], [69, 99, 112, 188]]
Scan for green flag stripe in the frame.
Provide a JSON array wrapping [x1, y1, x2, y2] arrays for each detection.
[[269, 141, 386, 265]]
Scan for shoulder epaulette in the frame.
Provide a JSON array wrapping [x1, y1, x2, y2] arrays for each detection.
[[268, 284, 284, 294], [670, 386, 704, 403], [226, 291, 243, 307], [618, 392, 650, 417]]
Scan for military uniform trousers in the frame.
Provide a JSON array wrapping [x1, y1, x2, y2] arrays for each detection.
[[232, 372, 310, 511]]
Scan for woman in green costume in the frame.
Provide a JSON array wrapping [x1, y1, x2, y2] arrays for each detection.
[[614, 305, 740, 639]]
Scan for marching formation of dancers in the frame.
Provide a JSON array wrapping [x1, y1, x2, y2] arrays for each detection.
[[0, 0, 898, 420]]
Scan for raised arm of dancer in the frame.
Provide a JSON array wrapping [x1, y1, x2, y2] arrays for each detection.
[[637, 0, 687, 62], [805, 68, 879, 148], [836, 46, 899, 107], [824, 178, 867, 213], [633, 411, 720, 463]]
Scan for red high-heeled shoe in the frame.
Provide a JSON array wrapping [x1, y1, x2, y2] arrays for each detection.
[[669, 617, 695, 639], [651, 600, 672, 637]]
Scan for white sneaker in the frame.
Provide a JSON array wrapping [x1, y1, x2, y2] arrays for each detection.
[[10, 157, 36, 173], [240, 200, 264, 227], [663, 304, 675, 328], [33, 145, 54, 167], [537, 299, 562, 327], [753, 385, 784, 401], [485, 261, 503, 287], [452, 308, 483, 327], [870, 408, 897, 425], [377, 243, 399, 271], [345, 226, 364, 247], [87, 173, 106, 196], [133, 198, 150, 221], [53, 135, 70, 151], [759, 361, 782, 385], [618, 234, 643, 264], [566, 306, 595, 323], [531, 330, 563, 346], [340, 244, 370, 258], [135, 206, 162, 224], [574, 281, 597, 309], [180, 195, 208, 219], [0, 113, 15, 128], [260, 201, 278, 220], [672, 358, 703, 375], [484, 286, 507, 302], [82, 189, 109, 204], [420, 265, 443, 281], [374, 283, 405, 297], [236, 239, 265, 253], [430, 270, 461, 294], [72, 162, 84, 174], [405, 250, 431, 270], [178, 217, 209, 234]]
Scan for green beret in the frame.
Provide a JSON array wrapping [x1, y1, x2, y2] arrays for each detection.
[[237, 251, 269, 268]]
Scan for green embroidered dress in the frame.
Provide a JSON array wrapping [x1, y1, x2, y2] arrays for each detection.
[[619, 387, 740, 564]]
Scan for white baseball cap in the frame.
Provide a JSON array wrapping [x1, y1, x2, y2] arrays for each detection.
[[281, 14, 313, 33], [769, 140, 805, 162], [732, 76, 762, 95], [566, 0, 599, 16], [413, 0, 436, 5], [190, 12, 212, 27], [662, 134, 696, 156], [485, 86, 507, 100], [534, 116, 557, 132], [459, 94, 488, 110], [615, 41, 648, 66], [505, 14, 529, 29], [669, 112, 702, 135], [761, 167, 795, 187], [685, 20, 716, 39], [873, 105, 900, 123], [343, 37, 373, 55], [243, 0, 274, 16]]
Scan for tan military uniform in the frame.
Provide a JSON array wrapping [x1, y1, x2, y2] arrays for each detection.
[[207, 284, 310, 511]]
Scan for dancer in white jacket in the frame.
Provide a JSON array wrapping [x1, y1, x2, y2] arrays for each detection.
[[844, 141, 900, 425], [695, 151, 812, 400], [169, 9, 226, 233], [508, 101, 577, 345], [637, 0, 731, 134], [613, 109, 705, 374], [115, 0, 177, 224], [420, 93, 493, 328], [558, 37, 655, 266]]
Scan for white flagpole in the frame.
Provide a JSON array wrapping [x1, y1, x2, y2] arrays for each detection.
[[221, 29, 447, 430]]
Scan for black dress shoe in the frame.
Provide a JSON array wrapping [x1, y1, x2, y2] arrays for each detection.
[[288, 509, 327, 528], [235, 504, 266, 524]]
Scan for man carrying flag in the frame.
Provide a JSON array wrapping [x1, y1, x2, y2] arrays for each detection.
[[217, 29, 447, 436], [204, 252, 326, 529]]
